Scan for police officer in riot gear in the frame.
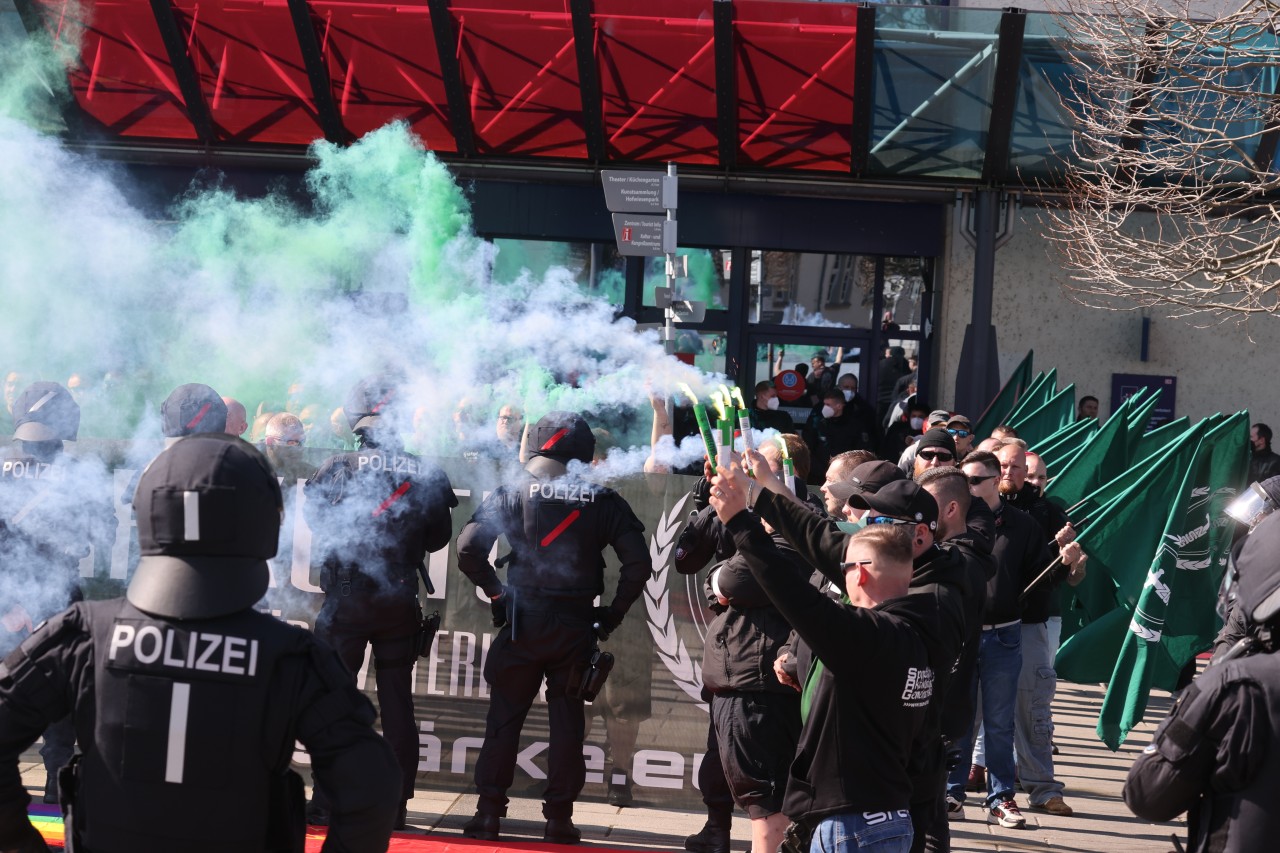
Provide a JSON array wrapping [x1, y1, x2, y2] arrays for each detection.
[[456, 411, 649, 844], [0, 382, 114, 806], [304, 376, 457, 827], [1125, 509, 1280, 853], [0, 433, 401, 853], [1213, 474, 1280, 661]]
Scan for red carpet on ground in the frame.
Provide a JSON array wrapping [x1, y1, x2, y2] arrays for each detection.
[[29, 805, 655, 852]]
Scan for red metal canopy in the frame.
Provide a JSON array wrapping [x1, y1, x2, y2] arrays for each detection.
[[27, 0, 871, 173]]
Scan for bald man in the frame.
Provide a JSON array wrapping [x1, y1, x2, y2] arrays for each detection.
[[222, 397, 248, 438]]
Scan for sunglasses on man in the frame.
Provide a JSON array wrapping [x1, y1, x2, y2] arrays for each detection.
[[866, 516, 915, 526], [967, 473, 997, 486], [946, 428, 971, 438], [918, 450, 954, 463]]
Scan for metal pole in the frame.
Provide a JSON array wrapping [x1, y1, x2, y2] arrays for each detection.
[[666, 162, 678, 356]]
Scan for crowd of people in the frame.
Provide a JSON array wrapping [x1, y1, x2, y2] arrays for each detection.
[[0, 366, 1275, 853]]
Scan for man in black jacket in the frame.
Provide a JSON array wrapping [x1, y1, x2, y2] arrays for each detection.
[[710, 463, 931, 853], [1250, 423, 1280, 485]]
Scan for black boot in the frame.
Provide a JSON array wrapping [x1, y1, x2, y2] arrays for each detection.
[[42, 774, 58, 806], [685, 820, 731, 853], [544, 816, 582, 844], [461, 812, 500, 841], [394, 801, 408, 831], [608, 780, 634, 807]]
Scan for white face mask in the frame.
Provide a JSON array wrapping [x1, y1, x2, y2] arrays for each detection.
[[766, 397, 780, 411], [842, 389, 854, 402], [910, 416, 925, 430], [821, 405, 836, 419]]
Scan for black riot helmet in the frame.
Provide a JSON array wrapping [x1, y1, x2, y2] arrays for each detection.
[[526, 411, 595, 478], [12, 381, 80, 441], [128, 434, 283, 620], [1235, 511, 1280, 627], [161, 383, 228, 438], [344, 375, 399, 435]]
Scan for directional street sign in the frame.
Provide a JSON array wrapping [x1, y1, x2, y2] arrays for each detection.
[[611, 213, 676, 256], [601, 169, 678, 213]]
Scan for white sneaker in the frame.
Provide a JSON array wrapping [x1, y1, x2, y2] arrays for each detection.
[[946, 795, 965, 821], [989, 799, 1026, 828]]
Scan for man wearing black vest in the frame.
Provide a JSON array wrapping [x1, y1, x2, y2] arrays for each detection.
[[0, 433, 400, 852], [304, 376, 458, 828], [456, 412, 649, 844]]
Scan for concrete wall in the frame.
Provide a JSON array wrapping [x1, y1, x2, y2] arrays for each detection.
[[935, 203, 1278, 426]]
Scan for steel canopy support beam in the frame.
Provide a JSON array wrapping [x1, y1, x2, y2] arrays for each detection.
[[850, 2, 877, 175], [713, 0, 737, 170], [286, 0, 346, 144], [871, 42, 993, 156], [954, 189, 1003, 418], [569, 0, 605, 163], [981, 7, 1025, 185], [427, 0, 477, 157], [147, 0, 216, 145]]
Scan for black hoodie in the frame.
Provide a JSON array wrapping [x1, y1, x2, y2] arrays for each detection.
[[726, 510, 931, 820]]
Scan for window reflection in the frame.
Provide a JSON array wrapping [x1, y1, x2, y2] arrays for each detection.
[[643, 249, 731, 309], [491, 239, 626, 305], [749, 251, 876, 327]]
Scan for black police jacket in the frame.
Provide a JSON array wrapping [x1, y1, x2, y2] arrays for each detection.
[[1125, 647, 1280, 853], [725, 510, 931, 821], [456, 469, 648, 623], [304, 445, 456, 590], [0, 448, 114, 620], [0, 599, 401, 853]]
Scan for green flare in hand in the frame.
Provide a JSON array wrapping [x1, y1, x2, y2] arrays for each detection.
[[680, 382, 718, 463]]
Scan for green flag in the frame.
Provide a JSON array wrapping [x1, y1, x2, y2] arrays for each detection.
[[1004, 369, 1056, 426], [1043, 389, 1151, 514], [1096, 412, 1249, 749], [973, 350, 1034, 440], [1054, 420, 1208, 653], [1135, 415, 1191, 462], [1127, 392, 1163, 435], [1035, 418, 1099, 471], [1008, 383, 1076, 446]]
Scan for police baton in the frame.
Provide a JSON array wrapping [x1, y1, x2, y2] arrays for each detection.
[[416, 564, 435, 597]]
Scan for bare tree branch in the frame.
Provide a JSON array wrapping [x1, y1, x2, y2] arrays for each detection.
[[1044, 0, 1280, 321]]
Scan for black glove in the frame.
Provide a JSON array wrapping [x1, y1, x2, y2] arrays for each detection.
[[491, 590, 508, 628], [691, 477, 713, 512], [592, 606, 622, 641]]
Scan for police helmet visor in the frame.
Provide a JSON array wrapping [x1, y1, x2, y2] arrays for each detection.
[[1225, 481, 1274, 529]]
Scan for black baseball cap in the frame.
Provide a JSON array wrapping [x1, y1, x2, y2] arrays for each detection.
[[129, 434, 283, 620], [12, 381, 80, 441], [848, 460, 905, 494], [1235, 511, 1280, 624], [345, 375, 398, 433], [161, 383, 228, 438], [847, 479, 938, 531]]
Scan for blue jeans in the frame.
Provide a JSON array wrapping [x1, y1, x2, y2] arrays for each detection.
[[1016, 621, 1064, 805], [944, 623, 1022, 807], [810, 809, 913, 853]]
